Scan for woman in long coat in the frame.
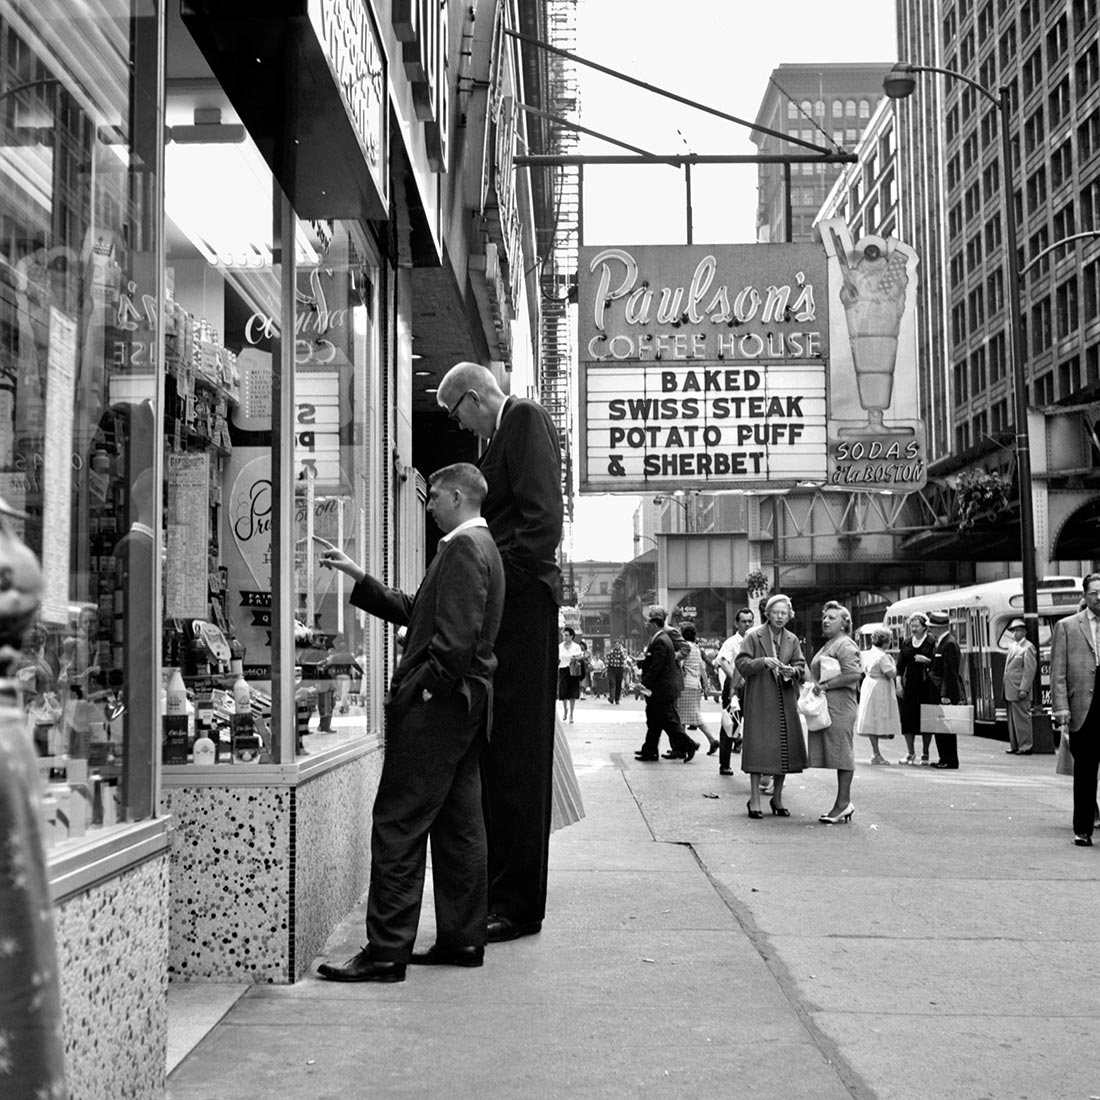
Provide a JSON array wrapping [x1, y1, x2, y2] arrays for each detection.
[[895, 612, 935, 764], [808, 601, 864, 823], [735, 594, 807, 818]]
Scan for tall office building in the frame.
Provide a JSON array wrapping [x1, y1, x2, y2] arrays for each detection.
[[892, 0, 1100, 563], [752, 63, 890, 242]]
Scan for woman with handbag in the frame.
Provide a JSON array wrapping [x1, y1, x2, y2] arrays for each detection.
[[896, 613, 935, 764], [675, 622, 719, 756], [734, 594, 807, 819], [808, 602, 864, 824], [557, 627, 585, 723], [856, 627, 902, 765]]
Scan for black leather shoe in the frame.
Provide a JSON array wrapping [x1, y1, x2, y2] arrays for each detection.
[[661, 749, 684, 759], [930, 761, 958, 769], [682, 740, 700, 763], [634, 752, 659, 761], [1017, 749, 1033, 755], [719, 766, 733, 776], [1074, 834, 1093, 847], [486, 915, 542, 942], [410, 943, 484, 967], [1004, 748, 1017, 754], [317, 948, 406, 983]]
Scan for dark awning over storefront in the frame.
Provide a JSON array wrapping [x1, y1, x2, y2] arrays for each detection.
[[181, 0, 388, 222]]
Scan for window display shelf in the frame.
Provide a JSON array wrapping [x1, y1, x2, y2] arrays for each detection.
[[161, 729, 380, 787]]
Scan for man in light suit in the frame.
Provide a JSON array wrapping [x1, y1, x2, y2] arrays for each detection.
[[1003, 616, 1038, 755], [1050, 573, 1100, 846], [926, 609, 964, 769], [634, 606, 699, 763], [437, 363, 563, 943], [315, 464, 505, 981]]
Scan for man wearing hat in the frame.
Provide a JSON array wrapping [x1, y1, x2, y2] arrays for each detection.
[[926, 610, 963, 769], [1003, 617, 1037, 755]]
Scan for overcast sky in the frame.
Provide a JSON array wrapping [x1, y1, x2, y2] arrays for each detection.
[[568, 0, 898, 562]]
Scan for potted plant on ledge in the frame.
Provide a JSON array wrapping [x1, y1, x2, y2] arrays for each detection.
[[745, 568, 771, 600], [954, 469, 1012, 532]]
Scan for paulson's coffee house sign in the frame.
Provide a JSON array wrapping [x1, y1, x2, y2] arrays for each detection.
[[577, 219, 926, 495]]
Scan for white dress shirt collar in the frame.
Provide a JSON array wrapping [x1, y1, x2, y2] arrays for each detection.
[[440, 516, 488, 544]]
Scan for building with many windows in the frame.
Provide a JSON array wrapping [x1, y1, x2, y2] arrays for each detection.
[[751, 63, 890, 242], [890, 0, 1100, 566]]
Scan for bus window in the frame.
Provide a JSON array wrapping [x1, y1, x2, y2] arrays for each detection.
[[996, 619, 1056, 650]]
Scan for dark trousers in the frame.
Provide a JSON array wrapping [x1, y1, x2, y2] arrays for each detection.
[[482, 579, 558, 923], [641, 694, 695, 755], [933, 733, 959, 767], [1070, 667, 1100, 837], [367, 688, 488, 961], [609, 668, 624, 703]]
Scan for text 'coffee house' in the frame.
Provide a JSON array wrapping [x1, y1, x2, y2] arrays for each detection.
[[576, 220, 926, 495]]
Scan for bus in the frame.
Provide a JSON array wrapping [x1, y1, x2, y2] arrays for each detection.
[[882, 576, 1083, 731]]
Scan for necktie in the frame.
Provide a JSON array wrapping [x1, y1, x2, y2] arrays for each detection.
[[1093, 616, 1100, 665]]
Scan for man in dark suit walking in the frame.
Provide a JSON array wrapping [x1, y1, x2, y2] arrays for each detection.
[[315, 463, 505, 982], [437, 363, 563, 942], [926, 609, 963, 769], [1050, 573, 1100, 846], [635, 606, 699, 763]]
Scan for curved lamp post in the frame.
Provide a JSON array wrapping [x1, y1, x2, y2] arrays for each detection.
[[653, 492, 693, 533], [884, 62, 1039, 651]]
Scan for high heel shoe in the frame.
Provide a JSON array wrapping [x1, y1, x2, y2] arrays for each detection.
[[818, 803, 854, 825], [746, 800, 763, 820], [769, 797, 791, 817]]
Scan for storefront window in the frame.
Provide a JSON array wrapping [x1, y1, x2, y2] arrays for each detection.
[[164, 88, 380, 762], [292, 221, 380, 753], [0, 0, 162, 842]]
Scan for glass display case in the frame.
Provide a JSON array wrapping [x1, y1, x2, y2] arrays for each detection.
[[0, 2, 161, 844]]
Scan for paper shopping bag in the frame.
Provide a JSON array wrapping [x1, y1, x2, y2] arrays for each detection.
[[919, 703, 975, 736]]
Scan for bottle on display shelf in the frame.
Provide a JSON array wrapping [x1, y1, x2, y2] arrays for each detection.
[[229, 636, 244, 677], [230, 671, 259, 763], [192, 729, 216, 766], [163, 667, 189, 764]]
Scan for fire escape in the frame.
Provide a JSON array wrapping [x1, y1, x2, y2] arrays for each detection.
[[539, 0, 578, 529]]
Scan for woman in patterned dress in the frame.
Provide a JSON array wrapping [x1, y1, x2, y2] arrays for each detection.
[[808, 602, 864, 824], [735, 594, 807, 818], [675, 622, 718, 755]]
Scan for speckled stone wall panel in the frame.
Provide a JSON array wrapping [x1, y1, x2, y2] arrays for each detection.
[[293, 750, 380, 977], [54, 855, 169, 1100], [164, 786, 291, 983]]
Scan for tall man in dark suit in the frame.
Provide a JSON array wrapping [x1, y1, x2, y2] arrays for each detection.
[[315, 463, 505, 982], [926, 609, 963, 769], [635, 605, 699, 763], [1050, 573, 1100, 846], [437, 363, 563, 943]]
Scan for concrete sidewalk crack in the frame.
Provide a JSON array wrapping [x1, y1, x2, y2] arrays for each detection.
[[688, 845, 881, 1100]]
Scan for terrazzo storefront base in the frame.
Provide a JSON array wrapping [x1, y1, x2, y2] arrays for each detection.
[[49, 822, 173, 1100], [163, 736, 381, 984]]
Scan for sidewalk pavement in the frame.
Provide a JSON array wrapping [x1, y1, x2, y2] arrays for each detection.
[[167, 697, 1099, 1100]]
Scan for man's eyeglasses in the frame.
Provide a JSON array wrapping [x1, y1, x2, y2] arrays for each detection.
[[447, 390, 473, 421]]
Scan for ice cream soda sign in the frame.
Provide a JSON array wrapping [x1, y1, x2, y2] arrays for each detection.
[[577, 223, 925, 494]]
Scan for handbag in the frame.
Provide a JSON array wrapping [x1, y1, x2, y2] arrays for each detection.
[[1055, 732, 1074, 777], [919, 703, 975, 736], [797, 683, 830, 731], [817, 654, 842, 682], [568, 655, 585, 678]]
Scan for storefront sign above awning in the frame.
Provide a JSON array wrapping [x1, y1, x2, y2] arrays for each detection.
[[181, 0, 388, 222]]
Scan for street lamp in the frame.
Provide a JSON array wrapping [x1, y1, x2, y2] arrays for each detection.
[[653, 493, 694, 532], [884, 62, 1039, 652]]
